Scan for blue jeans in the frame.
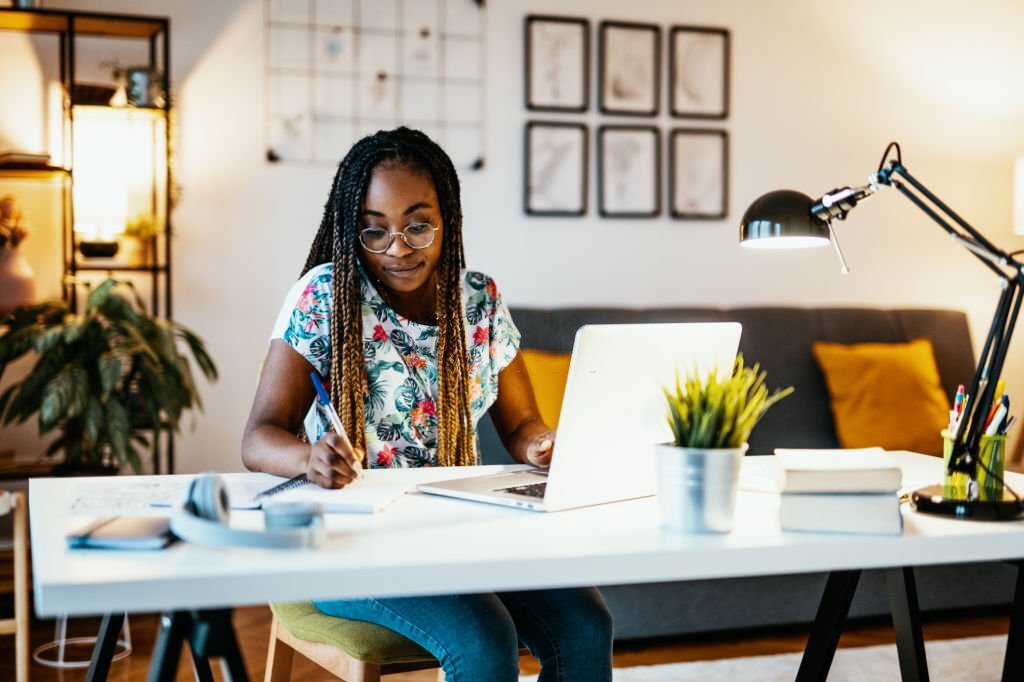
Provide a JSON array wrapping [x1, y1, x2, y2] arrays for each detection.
[[312, 587, 613, 681]]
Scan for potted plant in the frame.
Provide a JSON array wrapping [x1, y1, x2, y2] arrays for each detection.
[[121, 212, 160, 266], [0, 278, 217, 474], [657, 355, 792, 533]]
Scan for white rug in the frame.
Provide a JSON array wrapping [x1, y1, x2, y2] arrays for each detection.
[[520, 635, 1008, 681]]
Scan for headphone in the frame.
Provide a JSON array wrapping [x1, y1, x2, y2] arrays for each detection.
[[170, 474, 324, 549]]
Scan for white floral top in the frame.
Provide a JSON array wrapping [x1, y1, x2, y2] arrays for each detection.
[[270, 263, 521, 467]]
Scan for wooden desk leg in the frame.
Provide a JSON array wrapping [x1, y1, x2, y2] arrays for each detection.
[[85, 612, 125, 682], [1004, 562, 1024, 681], [885, 567, 929, 682], [796, 570, 861, 682]]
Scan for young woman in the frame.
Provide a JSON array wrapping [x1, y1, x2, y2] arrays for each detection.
[[242, 127, 613, 681]]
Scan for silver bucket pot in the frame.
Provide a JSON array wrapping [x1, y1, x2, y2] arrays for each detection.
[[654, 443, 748, 533]]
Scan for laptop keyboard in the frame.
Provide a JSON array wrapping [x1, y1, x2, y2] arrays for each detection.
[[495, 481, 547, 498]]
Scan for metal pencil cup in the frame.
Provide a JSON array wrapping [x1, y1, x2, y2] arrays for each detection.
[[941, 429, 1006, 501], [654, 444, 747, 533]]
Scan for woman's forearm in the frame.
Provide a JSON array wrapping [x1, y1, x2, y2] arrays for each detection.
[[241, 423, 312, 478], [507, 416, 550, 465]]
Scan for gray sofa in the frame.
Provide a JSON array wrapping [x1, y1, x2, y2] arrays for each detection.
[[477, 306, 1018, 639]]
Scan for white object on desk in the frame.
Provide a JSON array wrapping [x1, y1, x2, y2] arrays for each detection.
[[228, 471, 409, 513], [775, 447, 902, 492]]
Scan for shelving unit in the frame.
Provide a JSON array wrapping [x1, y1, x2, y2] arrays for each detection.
[[0, 7, 176, 473]]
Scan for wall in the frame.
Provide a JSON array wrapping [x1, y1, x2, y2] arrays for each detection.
[[2, 0, 1023, 470]]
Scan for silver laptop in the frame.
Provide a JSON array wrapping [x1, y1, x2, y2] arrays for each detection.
[[417, 323, 742, 511]]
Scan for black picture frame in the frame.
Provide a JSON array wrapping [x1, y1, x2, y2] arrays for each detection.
[[524, 121, 588, 217], [669, 26, 730, 119], [669, 128, 729, 220], [598, 21, 660, 117], [597, 125, 661, 218], [525, 15, 590, 113]]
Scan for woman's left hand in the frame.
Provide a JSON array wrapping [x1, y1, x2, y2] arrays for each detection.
[[525, 430, 555, 468]]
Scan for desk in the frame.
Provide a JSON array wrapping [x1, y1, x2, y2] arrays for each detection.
[[29, 452, 1024, 681]]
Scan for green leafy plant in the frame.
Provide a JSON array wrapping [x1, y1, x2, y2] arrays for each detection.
[[663, 354, 793, 449], [0, 279, 217, 473]]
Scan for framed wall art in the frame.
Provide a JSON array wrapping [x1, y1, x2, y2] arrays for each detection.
[[524, 122, 588, 217], [598, 125, 660, 218], [598, 21, 660, 117], [669, 128, 728, 219], [670, 26, 729, 119], [525, 15, 589, 112]]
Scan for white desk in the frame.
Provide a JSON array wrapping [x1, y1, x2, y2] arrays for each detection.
[[28, 452, 1024, 681]]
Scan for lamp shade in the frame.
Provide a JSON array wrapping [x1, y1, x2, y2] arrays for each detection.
[[739, 190, 830, 249]]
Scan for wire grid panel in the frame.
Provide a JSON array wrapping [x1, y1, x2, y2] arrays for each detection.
[[265, 0, 486, 170]]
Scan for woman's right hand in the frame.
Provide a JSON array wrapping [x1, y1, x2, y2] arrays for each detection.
[[306, 433, 364, 489]]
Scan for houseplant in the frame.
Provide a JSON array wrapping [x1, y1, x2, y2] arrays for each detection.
[[657, 355, 792, 533], [0, 278, 217, 474]]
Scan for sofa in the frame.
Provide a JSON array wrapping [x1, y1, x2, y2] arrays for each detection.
[[477, 306, 1018, 640]]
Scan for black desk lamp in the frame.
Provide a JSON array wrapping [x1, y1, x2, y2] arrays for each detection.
[[740, 142, 1024, 520]]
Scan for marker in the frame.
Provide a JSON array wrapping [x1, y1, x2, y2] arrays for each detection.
[[984, 396, 1009, 436], [310, 371, 361, 478], [953, 384, 965, 415]]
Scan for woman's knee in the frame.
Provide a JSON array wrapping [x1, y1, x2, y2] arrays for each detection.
[[439, 607, 519, 680]]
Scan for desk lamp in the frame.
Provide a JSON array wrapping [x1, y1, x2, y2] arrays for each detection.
[[740, 142, 1024, 520]]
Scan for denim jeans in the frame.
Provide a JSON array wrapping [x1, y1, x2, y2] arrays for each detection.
[[312, 587, 613, 681]]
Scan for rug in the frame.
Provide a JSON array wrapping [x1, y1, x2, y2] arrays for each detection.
[[520, 635, 1007, 681]]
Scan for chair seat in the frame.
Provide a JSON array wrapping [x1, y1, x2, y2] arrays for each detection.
[[269, 602, 433, 666]]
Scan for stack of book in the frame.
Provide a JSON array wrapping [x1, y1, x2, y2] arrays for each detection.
[[775, 447, 904, 535]]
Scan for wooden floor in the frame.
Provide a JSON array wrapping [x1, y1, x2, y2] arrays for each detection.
[[0, 600, 1010, 681]]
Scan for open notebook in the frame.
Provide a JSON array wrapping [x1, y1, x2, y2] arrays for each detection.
[[228, 474, 410, 514]]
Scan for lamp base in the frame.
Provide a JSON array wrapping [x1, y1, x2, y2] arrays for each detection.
[[79, 241, 119, 258], [909, 484, 1024, 521]]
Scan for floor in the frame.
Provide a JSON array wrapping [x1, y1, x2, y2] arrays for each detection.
[[0, 599, 1011, 681]]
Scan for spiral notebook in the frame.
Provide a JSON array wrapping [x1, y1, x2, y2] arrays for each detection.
[[227, 473, 409, 514]]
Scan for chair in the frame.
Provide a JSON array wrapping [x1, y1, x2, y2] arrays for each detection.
[[0, 491, 29, 682], [264, 602, 444, 682], [265, 602, 530, 682]]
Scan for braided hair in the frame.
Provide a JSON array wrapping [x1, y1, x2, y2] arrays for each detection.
[[301, 127, 475, 467]]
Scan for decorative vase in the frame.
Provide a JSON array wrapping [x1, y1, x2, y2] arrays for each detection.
[[654, 443, 748, 533], [0, 249, 36, 314]]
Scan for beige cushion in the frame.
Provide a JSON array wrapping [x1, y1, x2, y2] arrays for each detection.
[[270, 602, 433, 665]]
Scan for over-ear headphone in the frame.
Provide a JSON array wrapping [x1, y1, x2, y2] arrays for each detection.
[[170, 474, 324, 549]]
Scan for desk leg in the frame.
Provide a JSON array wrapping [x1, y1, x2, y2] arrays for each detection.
[[85, 612, 125, 682], [147, 612, 188, 682], [146, 609, 249, 682], [885, 567, 929, 682], [1004, 562, 1024, 681], [796, 570, 861, 682]]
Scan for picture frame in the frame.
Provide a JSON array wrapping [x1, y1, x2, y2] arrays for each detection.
[[598, 125, 660, 218], [525, 15, 590, 113], [669, 26, 729, 119], [524, 121, 588, 217], [598, 21, 660, 117], [669, 128, 728, 220]]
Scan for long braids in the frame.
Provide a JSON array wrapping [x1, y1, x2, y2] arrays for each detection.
[[302, 128, 474, 467]]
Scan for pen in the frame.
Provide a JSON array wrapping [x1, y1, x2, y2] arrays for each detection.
[[984, 396, 1009, 437], [953, 384, 965, 416], [310, 371, 361, 477]]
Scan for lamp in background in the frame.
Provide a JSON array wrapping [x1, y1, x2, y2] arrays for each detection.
[[73, 182, 126, 258], [740, 142, 1024, 520]]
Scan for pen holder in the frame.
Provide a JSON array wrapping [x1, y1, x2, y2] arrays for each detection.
[[941, 429, 1006, 501]]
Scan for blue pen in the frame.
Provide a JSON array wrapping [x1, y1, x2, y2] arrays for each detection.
[[310, 371, 360, 477]]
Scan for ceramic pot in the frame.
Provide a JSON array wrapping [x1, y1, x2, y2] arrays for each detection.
[[654, 443, 748, 533], [0, 249, 36, 314]]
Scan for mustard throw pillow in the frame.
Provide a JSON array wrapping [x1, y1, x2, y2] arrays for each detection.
[[812, 338, 951, 456], [520, 348, 571, 428]]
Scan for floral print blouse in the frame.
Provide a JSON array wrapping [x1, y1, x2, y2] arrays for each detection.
[[270, 263, 521, 468]]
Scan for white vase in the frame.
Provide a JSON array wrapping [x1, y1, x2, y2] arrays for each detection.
[[0, 249, 36, 314], [654, 443, 748, 533]]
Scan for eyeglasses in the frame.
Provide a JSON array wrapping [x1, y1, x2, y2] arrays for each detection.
[[358, 222, 439, 253]]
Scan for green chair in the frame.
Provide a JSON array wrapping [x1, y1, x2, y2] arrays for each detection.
[[265, 602, 442, 682]]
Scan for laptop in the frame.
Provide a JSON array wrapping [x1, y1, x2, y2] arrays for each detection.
[[416, 322, 742, 511]]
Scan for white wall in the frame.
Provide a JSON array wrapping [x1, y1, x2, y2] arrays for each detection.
[[4, 0, 1024, 469]]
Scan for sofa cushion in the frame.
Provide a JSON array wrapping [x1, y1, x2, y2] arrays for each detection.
[[812, 338, 950, 455]]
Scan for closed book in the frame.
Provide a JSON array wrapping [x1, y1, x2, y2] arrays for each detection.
[[0, 151, 51, 166], [780, 493, 903, 535], [775, 448, 902, 493], [67, 516, 175, 550]]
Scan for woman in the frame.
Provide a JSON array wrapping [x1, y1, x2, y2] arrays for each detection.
[[242, 127, 613, 681]]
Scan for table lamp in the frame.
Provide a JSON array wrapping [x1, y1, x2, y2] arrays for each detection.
[[73, 182, 126, 258], [740, 142, 1024, 520]]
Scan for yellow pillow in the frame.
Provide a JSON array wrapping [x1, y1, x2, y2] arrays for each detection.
[[812, 338, 951, 456], [520, 348, 571, 428]]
